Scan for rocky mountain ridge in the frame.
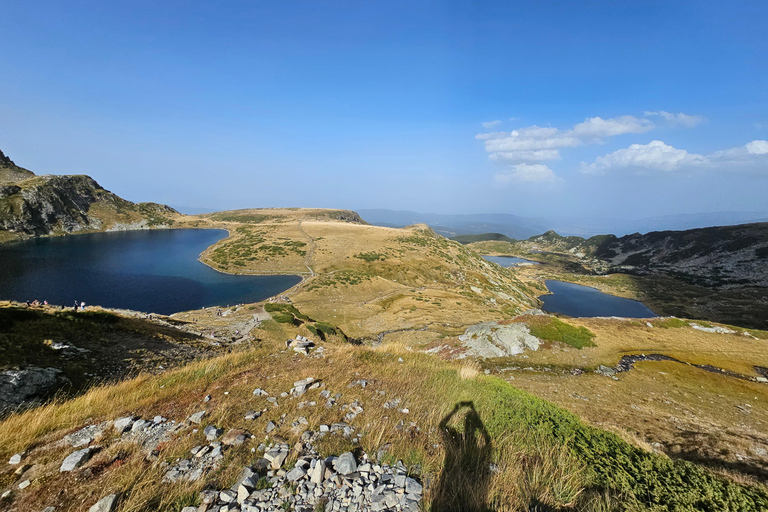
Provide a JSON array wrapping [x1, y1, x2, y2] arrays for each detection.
[[503, 224, 768, 288], [0, 150, 179, 240]]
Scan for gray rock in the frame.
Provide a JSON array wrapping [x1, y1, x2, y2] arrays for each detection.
[[9, 453, 22, 465], [42, 507, 56, 512], [245, 410, 261, 420], [131, 419, 149, 433], [65, 423, 108, 447], [271, 450, 288, 470], [253, 388, 268, 396], [88, 493, 119, 512], [286, 466, 306, 481], [405, 477, 422, 494], [334, 452, 357, 475], [18, 479, 30, 489], [60, 447, 93, 472], [219, 489, 237, 503], [204, 425, 224, 441], [113, 416, 135, 434], [181, 508, 197, 512], [0, 367, 70, 412], [310, 459, 326, 484], [265, 421, 276, 433], [596, 365, 617, 377], [188, 411, 207, 424]]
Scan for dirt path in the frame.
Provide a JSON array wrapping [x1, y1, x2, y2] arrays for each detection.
[[297, 220, 316, 277]]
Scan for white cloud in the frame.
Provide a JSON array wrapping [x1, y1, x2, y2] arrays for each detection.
[[644, 111, 705, 128], [583, 140, 706, 174], [495, 163, 558, 183], [583, 139, 768, 174], [746, 140, 768, 155], [477, 115, 654, 163], [571, 115, 654, 139], [482, 120, 502, 129]]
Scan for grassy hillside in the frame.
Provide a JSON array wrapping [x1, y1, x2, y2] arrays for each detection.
[[198, 215, 538, 339], [1, 314, 766, 511]]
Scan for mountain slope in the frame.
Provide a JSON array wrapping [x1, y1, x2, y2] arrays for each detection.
[[0, 150, 179, 241]]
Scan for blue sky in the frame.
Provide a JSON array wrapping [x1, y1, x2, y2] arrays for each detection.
[[1, 1, 766, 220]]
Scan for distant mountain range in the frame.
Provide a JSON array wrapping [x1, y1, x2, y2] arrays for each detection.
[[357, 209, 768, 238]]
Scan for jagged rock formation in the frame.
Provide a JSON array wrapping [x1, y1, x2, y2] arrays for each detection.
[[0, 149, 178, 239]]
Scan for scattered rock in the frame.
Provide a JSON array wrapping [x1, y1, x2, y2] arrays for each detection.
[[222, 429, 250, 446], [65, 422, 109, 447], [204, 425, 224, 441], [9, 453, 22, 465], [334, 452, 357, 475], [595, 365, 617, 377], [88, 493, 119, 512], [60, 447, 94, 472], [188, 411, 207, 424], [113, 416, 135, 434]]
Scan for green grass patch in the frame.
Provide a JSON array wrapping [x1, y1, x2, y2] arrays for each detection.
[[527, 317, 596, 349], [653, 318, 689, 329]]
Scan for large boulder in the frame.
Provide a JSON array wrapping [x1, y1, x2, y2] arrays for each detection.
[[0, 367, 70, 413]]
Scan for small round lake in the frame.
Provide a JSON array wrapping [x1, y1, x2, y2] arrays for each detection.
[[0, 229, 302, 315], [539, 280, 657, 318], [482, 255, 539, 267]]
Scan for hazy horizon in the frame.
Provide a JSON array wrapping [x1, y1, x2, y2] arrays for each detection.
[[1, 1, 766, 220]]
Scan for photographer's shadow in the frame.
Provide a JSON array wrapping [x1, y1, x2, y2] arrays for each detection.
[[431, 401, 493, 512]]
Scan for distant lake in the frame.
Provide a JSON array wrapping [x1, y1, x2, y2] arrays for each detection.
[[539, 280, 657, 318], [0, 230, 301, 315], [482, 255, 539, 267]]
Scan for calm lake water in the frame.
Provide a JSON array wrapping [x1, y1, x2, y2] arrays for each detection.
[[482, 255, 539, 267], [0, 229, 301, 315], [539, 280, 657, 318]]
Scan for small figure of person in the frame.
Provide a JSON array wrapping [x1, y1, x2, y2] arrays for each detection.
[[80, 301, 86, 311], [74, 300, 79, 311]]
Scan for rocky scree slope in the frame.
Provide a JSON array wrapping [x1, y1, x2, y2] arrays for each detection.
[[0, 149, 178, 240]]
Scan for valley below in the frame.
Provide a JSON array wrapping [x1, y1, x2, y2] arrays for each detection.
[[1, 163, 768, 511]]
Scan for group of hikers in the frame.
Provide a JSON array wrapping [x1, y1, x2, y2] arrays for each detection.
[[22, 299, 87, 312]]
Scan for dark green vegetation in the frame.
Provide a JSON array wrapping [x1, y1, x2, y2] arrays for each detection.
[[470, 375, 768, 511], [451, 232, 517, 244], [353, 251, 387, 262], [304, 270, 373, 291], [264, 303, 347, 341], [524, 316, 597, 349], [0, 305, 211, 391]]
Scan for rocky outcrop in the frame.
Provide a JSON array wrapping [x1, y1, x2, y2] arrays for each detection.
[[458, 322, 540, 358], [0, 149, 178, 239], [0, 367, 71, 412]]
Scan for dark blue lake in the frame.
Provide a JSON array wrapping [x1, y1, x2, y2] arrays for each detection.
[[482, 255, 539, 267], [539, 280, 657, 318], [0, 229, 301, 315]]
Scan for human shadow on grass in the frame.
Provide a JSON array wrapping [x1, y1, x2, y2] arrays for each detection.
[[431, 401, 493, 512]]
